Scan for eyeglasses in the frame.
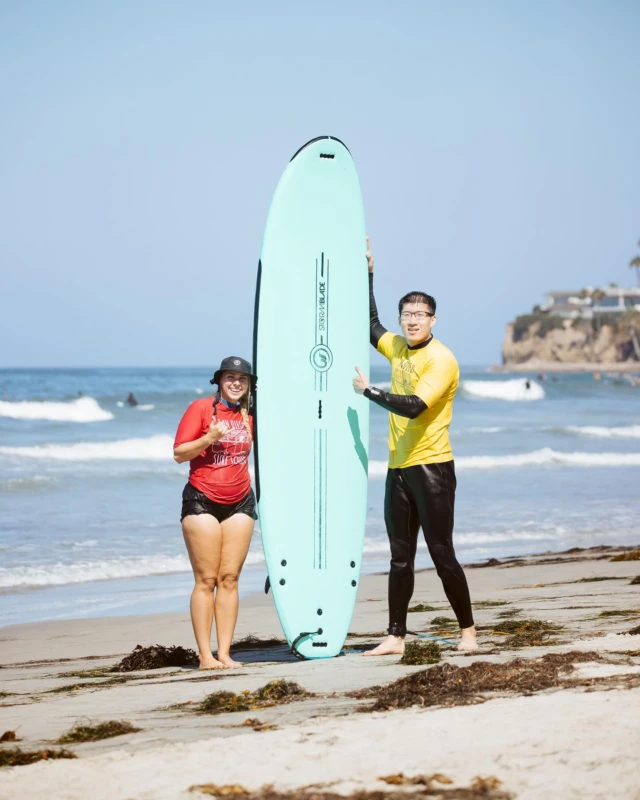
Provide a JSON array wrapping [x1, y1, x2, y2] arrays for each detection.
[[399, 311, 434, 320]]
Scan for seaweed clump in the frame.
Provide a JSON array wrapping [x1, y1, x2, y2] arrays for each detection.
[[0, 748, 76, 768], [400, 641, 441, 666], [430, 617, 457, 627], [57, 668, 113, 679], [610, 550, 640, 562], [199, 680, 310, 715], [626, 624, 640, 636], [241, 718, 277, 732], [199, 692, 252, 714], [188, 777, 513, 799], [111, 644, 198, 672], [251, 680, 307, 703], [230, 636, 285, 652], [599, 610, 639, 618], [496, 609, 522, 619], [491, 619, 562, 648], [407, 603, 439, 613], [350, 651, 601, 712], [57, 720, 141, 743], [474, 601, 509, 608]]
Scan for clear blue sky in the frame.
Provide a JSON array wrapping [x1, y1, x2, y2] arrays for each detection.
[[1, 0, 639, 368]]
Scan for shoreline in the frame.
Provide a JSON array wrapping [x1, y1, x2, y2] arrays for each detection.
[[1, 543, 639, 799], [491, 361, 640, 373], [3, 544, 638, 632]]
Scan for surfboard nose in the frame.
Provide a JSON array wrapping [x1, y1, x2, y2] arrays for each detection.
[[289, 135, 351, 162]]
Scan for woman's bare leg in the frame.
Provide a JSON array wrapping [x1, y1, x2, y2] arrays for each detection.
[[182, 514, 224, 669], [214, 513, 254, 667]]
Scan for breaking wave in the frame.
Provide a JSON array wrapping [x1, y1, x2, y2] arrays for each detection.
[[461, 379, 545, 401], [0, 396, 113, 422], [0, 434, 174, 461], [0, 550, 266, 590], [564, 424, 640, 439], [367, 449, 640, 475]]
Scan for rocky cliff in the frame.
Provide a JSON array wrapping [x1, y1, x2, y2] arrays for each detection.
[[502, 313, 640, 366]]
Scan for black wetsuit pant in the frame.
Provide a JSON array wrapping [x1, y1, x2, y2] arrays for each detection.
[[384, 461, 474, 636]]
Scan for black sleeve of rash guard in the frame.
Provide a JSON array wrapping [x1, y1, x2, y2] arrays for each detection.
[[369, 273, 387, 348], [364, 386, 427, 419]]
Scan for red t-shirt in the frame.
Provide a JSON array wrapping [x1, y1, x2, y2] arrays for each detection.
[[174, 398, 253, 504]]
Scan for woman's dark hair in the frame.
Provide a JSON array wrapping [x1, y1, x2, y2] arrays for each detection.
[[398, 291, 436, 315]]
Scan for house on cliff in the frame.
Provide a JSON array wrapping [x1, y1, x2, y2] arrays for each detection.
[[502, 286, 640, 366], [542, 287, 640, 319]]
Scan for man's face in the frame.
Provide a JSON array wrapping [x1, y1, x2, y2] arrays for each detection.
[[399, 302, 436, 346]]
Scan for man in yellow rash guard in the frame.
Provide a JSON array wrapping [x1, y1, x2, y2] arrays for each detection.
[[353, 238, 477, 654]]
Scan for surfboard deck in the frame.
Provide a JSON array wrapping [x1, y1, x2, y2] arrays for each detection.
[[253, 136, 369, 659]]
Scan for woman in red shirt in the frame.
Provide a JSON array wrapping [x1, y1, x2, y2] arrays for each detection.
[[174, 357, 257, 669]]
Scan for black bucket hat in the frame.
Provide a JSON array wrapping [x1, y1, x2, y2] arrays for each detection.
[[210, 356, 256, 388]]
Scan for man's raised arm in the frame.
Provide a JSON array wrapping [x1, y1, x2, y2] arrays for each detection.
[[367, 237, 387, 348]]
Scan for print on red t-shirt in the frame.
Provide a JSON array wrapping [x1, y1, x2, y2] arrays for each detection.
[[174, 398, 253, 504]]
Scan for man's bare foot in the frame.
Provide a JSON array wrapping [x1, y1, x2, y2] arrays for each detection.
[[199, 654, 225, 670], [363, 635, 405, 656], [217, 654, 243, 669], [457, 626, 478, 651]]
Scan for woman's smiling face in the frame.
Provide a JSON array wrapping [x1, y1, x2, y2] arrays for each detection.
[[219, 371, 249, 404]]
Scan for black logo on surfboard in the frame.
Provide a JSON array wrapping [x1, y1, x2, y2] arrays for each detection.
[[310, 344, 333, 372], [311, 253, 332, 389]]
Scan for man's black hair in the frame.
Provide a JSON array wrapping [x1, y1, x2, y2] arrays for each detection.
[[398, 291, 436, 316]]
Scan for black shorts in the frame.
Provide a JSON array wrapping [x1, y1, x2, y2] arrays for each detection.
[[180, 482, 258, 523]]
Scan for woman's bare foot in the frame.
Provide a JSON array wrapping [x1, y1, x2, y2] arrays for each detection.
[[363, 635, 405, 657], [217, 654, 243, 669], [457, 626, 478, 651], [199, 654, 226, 670]]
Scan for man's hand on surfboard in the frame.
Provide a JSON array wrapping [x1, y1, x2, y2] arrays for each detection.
[[366, 236, 374, 273], [353, 366, 369, 394]]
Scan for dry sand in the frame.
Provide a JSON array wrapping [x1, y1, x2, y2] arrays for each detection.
[[1, 546, 639, 800]]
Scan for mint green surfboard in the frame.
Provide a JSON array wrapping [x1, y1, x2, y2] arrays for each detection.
[[253, 136, 369, 659]]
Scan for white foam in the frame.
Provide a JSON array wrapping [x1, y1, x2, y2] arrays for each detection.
[[0, 434, 174, 461], [455, 531, 554, 545], [362, 530, 557, 556], [136, 404, 155, 411], [0, 550, 265, 590], [368, 461, 390, 477], [367, 449, 640, 475], [461, 379, 545, 401], [566, 425, 640, 439], [0, 396, 113, 422], [457, 426, 504, 435], [0, 555, 192, 589], [362, 537, 393, 555], [456, 449, 640, 469]]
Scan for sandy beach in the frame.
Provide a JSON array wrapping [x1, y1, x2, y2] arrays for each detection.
[[1, 545, 639, 800]]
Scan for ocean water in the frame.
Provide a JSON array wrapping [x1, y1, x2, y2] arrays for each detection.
[[1, 366, 639, 628]]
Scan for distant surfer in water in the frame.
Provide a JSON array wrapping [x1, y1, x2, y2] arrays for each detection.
[[352, 238, 477, 653], [125, 392, 138, 407], [173, 357, 257, 669]]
